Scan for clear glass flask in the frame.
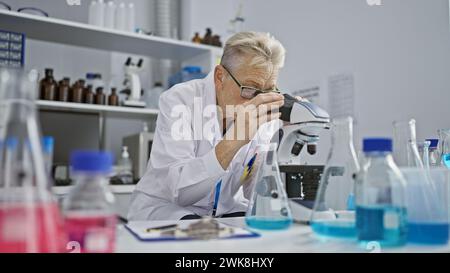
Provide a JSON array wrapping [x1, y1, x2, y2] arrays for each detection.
[[438, 129, 450, 168], [245, 143, 293, 230], [311, 117, 360, 238], [355, 138, 407, 247], [0, 68, 66, 253], [393, 119, 423, 168]]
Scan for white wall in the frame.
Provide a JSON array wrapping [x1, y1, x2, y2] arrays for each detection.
[[186, 0, 450, 158]]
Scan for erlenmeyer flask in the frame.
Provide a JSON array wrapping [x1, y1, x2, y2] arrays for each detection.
[[0, 68, 66, 253], [438, 129, 450, 168], [393, 119, 424, 168], [311, 117, 360, 238], [245, 143, 293, 230]]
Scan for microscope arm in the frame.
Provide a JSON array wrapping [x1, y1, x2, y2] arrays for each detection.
[[273, 94, 331, 166]]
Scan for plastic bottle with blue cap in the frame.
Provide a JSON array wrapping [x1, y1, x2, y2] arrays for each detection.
[[63, 151, 117, 253], [355, 138, 407, 247]]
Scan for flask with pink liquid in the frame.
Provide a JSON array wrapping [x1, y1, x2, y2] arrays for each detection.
[[0, 68, 66, 253]]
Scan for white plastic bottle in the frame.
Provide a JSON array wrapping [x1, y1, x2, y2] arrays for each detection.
[[127, 3, 136, 33], [104, 1, 116, 29], [96, 0, 106, 27], [63, 151, 117, 253], [117, 146, 133, 184], [115, 2, 127, 31], [88, 0, 97, 25]]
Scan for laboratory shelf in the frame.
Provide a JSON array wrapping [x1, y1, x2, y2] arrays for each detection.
[[37, 100, 159, 118], [0, 9, 215, 61], [53, 185, 136, 196]]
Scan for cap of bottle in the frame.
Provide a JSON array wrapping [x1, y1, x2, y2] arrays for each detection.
[[45, 68, 53, 76], [86, 73, 97, 80], [121, 146, 130, 159], [70, 151, 113, 173], [425, 139, 439, 149], [363, 138, 392, 153]]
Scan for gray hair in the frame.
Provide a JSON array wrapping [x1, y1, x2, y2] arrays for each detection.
[[220, 32, 286, 75]]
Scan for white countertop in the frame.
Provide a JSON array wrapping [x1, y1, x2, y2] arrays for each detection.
[[115, 218, 450, 253]]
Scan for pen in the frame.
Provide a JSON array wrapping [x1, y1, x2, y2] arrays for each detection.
[[145, 224, 178, 232]]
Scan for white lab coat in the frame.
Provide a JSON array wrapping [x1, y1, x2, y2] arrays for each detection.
[[127, 72, 281, 221]]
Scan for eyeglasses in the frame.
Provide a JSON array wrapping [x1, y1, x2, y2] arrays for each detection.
[[222, 65, 280, 99], [0, 2, 49, 17]]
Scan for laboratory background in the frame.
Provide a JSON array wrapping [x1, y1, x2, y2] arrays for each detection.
[[0, 0, 450, 255]]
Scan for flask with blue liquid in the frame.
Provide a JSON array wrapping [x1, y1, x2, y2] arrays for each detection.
[[311, 117, 360, 239], [355, 138, 408, 247], [245, 143, 293, 230]]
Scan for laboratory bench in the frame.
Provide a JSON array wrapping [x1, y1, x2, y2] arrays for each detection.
[[115, 217, 450, 253]]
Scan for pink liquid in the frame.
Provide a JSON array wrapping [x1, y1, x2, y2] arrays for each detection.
[[0, 202, 67, 253], [64, 213, 117, 253]]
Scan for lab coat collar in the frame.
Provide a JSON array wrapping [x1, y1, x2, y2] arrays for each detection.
[[202, 71, 223, 147]]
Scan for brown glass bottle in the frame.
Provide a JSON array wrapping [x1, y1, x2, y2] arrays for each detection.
[[40, 68, 57, 101], [84, 85, 95, 104], [108, 88, 119, 106], [57, 78, 70, 102], [71, 80, 84, 103], [95, 87, 106, 105]]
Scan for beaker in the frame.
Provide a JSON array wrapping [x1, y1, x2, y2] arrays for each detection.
[[311, 117, 360, 238], [438, 129, 450, 168], [393, 119, 423, 168], [245, 143, 293, 230], [401, 168, 449, 245], [0, 68, 66, 253]]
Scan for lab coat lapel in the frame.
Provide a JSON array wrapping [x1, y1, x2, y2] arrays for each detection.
[[202, 72, 223, 148]]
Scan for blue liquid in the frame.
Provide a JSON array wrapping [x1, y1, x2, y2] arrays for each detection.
[[245, 217, 292, 230], [311, 220, 356, 238], [408, 222, 450, 245], [443, 154, 450, 168], [356, 205, 407, 247], [347, 194, 355, 211]]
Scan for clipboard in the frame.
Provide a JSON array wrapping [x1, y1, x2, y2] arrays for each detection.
[[125, 221, 260, 242]]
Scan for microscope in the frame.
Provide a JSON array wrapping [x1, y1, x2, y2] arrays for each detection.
[[122, 57, 146, 108], [273, 94, 331, 223]]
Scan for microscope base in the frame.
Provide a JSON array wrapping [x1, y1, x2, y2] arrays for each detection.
[[279, 165, 325, 224]]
